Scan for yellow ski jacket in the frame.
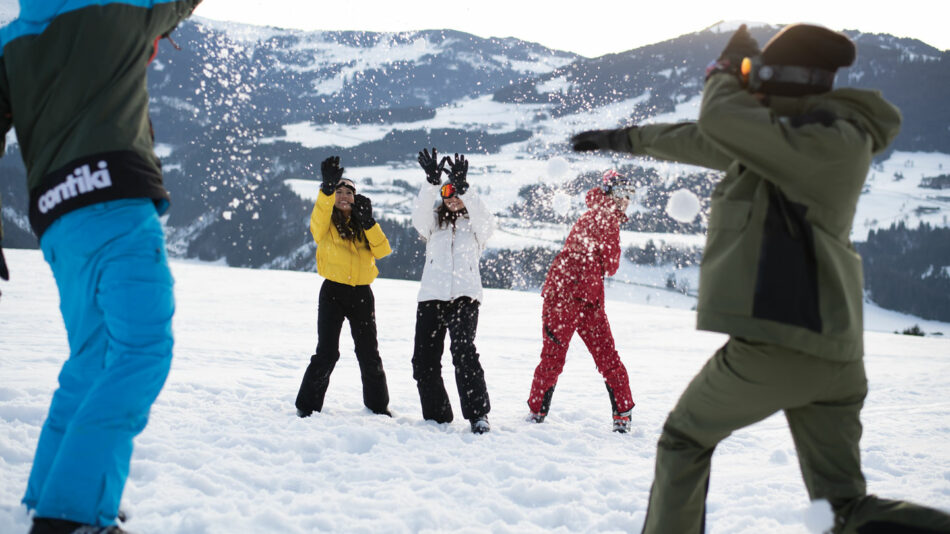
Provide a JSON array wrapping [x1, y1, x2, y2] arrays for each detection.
[[310, 191, 391, 286]]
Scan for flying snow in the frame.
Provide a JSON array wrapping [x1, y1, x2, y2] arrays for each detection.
[[551, 190, 573, 216], [546, 156, 570, 179]]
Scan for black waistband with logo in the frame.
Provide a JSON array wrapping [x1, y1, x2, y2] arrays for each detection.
[[28, 150, 169, 238]]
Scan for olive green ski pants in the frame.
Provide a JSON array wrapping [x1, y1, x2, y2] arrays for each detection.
[[641, 337, 950, 534]]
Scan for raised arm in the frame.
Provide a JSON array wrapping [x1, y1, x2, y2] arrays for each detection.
[[571, 121, 733, 172], [351, 194, 391, 259], [309, 191, 334, 244], [629, 122, 734, 171], [696, 74, 899, 207], [412, 147, 448, 239], [365, 223, 392, 260], [460, 189, 494, 249], [411, 184, 440, 239]]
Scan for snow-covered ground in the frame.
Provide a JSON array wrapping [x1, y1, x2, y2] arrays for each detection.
[[1, 248, 948, 533]]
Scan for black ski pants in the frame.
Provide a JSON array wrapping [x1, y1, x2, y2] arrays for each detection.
[[411, 298, 490, 423], [296, 280, 390, 415]]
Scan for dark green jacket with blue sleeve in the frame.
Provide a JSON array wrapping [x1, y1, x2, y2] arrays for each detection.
[[0, 0, 201, 239]]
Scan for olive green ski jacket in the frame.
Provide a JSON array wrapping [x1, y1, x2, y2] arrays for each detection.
[[625, 74, 901, 361], [0, 0, 201, 239]]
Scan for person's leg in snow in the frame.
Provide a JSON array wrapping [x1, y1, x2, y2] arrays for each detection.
[[411, 300, 454, 423], [829, 495, 950, 533], [574, 301, 634, 431], [785, 362, 950, 533], [642, 338, 807, 533], [445, 297, 490, 428], [345, 285, 390, 416], [24, 200, 174, 527], [296, 280, 346, 416], [526, 296, 580, 418], [641, 337, 950, 533]]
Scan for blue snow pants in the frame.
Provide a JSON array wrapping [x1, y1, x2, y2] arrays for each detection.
[[22, 198, 175, 526]]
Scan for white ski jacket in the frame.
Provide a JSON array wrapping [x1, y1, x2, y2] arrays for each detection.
[[412, 184, 495, 303]]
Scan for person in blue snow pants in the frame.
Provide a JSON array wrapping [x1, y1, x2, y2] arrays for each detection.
[[1, 0, 202, 530], [23, 199, 175, 526]]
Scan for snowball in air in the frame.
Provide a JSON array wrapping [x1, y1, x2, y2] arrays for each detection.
[[551, 191, 573, 216], [666, 189, 701, 223], [546, 157, 570, 179]]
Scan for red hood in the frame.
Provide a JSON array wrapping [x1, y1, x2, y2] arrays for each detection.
[[585, 188, 627, 222]]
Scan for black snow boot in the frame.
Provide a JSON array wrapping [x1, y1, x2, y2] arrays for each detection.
[[31, 517, 130, 534], [470, 416, 490, 434], [525, 411, 546, 423]]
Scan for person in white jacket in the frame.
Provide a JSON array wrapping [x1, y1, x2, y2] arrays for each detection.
[[411, 149, 495, 434]]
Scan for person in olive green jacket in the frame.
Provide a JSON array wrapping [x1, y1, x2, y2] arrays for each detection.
[[295, 156, 393, 418], [572, 23, 950, 534]]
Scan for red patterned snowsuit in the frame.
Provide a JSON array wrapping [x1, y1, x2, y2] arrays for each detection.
[[527, 188, 635, 415]]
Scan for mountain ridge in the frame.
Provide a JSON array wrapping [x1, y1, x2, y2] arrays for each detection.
[[1, 12, 948, 320]]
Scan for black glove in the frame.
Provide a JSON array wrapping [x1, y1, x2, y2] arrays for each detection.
[[706, 24, 760, 82], [0, 241, 8, 281], [571, 127, 635, 153], [446, 153, 469, 195], [352, 194, 375, 230], [320, 156, 344, 195], [418, 148, 448, 186]]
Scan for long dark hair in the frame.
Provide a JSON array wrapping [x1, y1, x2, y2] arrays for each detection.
[[437, 203, 468, 229], [332, 207, 365, 242]]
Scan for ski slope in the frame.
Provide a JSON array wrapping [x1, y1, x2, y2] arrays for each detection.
[[1, 248, 948, 533]]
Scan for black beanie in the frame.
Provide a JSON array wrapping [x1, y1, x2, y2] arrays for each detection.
[[759, 24, 856, 96]]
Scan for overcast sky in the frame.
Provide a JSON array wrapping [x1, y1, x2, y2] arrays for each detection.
[[191, 0, 949, 57]]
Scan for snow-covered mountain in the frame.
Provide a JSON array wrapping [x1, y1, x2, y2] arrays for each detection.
[[1, 248, 948, 533], [1, 13, 949, 319]]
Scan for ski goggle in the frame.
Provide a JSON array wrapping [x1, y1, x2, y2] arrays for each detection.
[[740, 56, 835, 94], [440, 183, 458, 199]]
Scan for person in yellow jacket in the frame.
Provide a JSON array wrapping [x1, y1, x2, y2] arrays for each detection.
[[295, 156, 393, 417]]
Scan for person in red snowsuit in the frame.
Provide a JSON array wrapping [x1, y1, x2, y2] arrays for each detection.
[[526, 170, 636, 432]]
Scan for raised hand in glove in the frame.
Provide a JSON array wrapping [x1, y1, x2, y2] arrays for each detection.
[[418, 148, 448, 186], [445, 153, 469, 195], [352, 194, 376, 230], [320, 156, 345, 195], [705, 24, 760, 82], [571, 127, 635, 153]]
